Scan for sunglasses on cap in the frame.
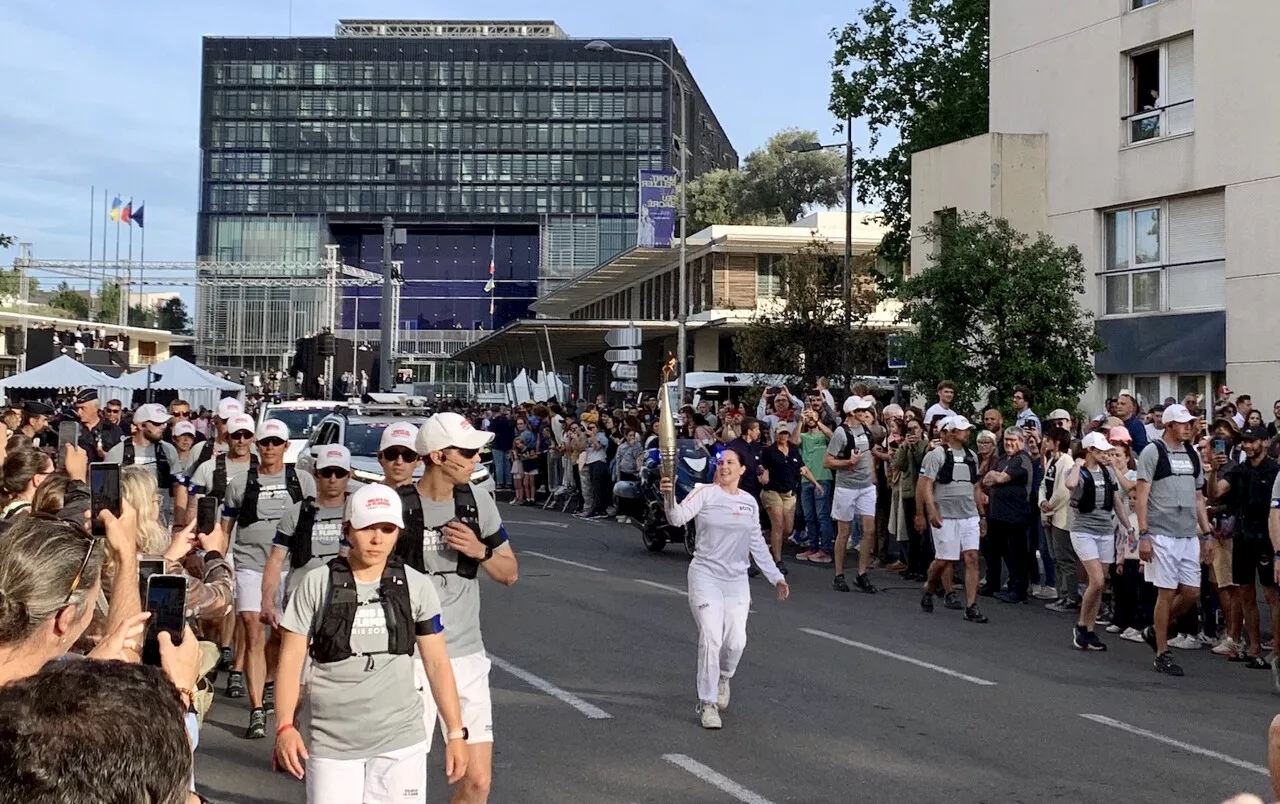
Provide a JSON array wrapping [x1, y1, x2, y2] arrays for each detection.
[[257, 438, 286, 448], [317, 467, 350, 479], [380, 447, 418, 464], [229, 431, 254, 441]]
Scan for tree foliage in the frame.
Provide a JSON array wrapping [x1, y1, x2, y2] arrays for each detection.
[[897, 213, 1103, 417], [687, 128, 845, 233], [0, 270, 38, 302], [49, 282, 90, 320], [0, 234, 13, 249], [733, 241, 884, 390], [96, 283, 122, 324], [830, 0, 990, 266], [156, 297, 191, 334]]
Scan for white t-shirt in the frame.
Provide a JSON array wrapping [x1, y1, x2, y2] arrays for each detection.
[[665, 484, 783, 585], [924, 403, 953, 427]]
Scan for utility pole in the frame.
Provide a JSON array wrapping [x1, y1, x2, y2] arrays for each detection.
[[379, 216, 397, 392], [843, 117, 854, 385]]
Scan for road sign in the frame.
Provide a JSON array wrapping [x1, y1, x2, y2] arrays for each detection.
[[610, 380, 639, 393], [605, 327, 643, 349], [887, 334, 907, 371], [605, 348, 643, 363], [610, 363, 638, 380]]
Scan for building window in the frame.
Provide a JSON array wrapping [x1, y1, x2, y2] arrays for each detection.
[[1126, 35, 1194, 144], [1102, 192, 1225, 316], [1131, 0, 1159, 8], [756, 255, 782, 299]]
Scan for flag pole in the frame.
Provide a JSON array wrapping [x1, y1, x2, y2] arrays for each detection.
[[127, 202, 134, 321], [114, 213, 122, 325], [100, 189, 108, 319], [88, 186, 95, 315], [139, 200, 145, 324]]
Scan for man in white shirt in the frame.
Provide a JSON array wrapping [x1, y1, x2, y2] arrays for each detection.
[[924, 380, 956, 428]]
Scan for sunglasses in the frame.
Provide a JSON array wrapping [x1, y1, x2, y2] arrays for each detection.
[[451, 447, 480, 459], [258, 438, 286, 448], [172, 411, 191, 418], [317, 468, 350, 479], [229, 431, 254, 441], [381, 448, 418, 464], [63, 529, 102, 606], [105, 408, 122, 414]]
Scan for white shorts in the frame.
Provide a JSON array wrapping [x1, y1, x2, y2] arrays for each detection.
[[1145, 533, 1202, 590], [234, 568, 287, 614], [1070, 532, 1117, 564], [932, 517, 980, 562], [305, 740, 428, 804], [415, 651, 494, 751], [831, 486, 876, 522]]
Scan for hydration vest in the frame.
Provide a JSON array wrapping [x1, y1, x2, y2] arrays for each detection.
[[1151, 440, 1202, 482], [392, 483, 501, 578], [309, 556, 415, 665], [936, 448, 978, 485], [213, 453, 257, 501], [235, 465, 304, 529], [1073, 466, 1116, 514], [287, 498, 320, 569], [835, 424, 869, 461], [123, 440, 173, 490]]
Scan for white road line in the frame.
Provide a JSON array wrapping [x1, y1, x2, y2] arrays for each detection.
[[799, 627, 998, 687], [1080, 714, 1267, 776], [634, 578, 688, 595], [662, 754, 776, 804], [506, 519, 570, 529], [489, 655, 612, 720], [521, 551, 608, 573]]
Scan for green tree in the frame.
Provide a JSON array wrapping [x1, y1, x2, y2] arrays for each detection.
[[49, 282, 90, 320], [97, 283, 122, 324], [897, 212, 1103, 417], [0, 234, 13, 249], [155, 297, 191, 334], [733, 241, 884, 389], [0, 270, 38, 303], [127, 305, 154, 328], [830, 0, 990, 266]]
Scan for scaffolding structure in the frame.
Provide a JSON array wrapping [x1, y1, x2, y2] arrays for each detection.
[[335, 19, 567, 39]]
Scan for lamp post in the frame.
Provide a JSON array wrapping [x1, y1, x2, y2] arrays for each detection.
[[586, 40, 689, 404]]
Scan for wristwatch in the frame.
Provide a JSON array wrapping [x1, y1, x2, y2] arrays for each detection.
[[447, 727, 469, 742], [479, 545, 494, 563]]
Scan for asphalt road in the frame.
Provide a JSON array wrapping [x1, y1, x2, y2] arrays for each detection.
[[195, 506, 1280, 803]]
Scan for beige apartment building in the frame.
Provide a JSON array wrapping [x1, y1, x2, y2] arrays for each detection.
[[912, 0, 1279, 415]]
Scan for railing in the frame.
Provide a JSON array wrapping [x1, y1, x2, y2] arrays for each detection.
[[1101, 259, 1223, 316], [1124, 98, 1194, 144]]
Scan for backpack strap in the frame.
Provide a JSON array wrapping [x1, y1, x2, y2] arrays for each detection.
[[392, 484, 426, 573]]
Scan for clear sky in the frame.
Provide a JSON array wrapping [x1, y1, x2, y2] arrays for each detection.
[[0, 0, 871, 289]]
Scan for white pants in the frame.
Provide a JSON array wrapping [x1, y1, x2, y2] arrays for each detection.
[[414, 651, 495, 750], [687, 567, 750, 704], [305, 740, 428, 803]]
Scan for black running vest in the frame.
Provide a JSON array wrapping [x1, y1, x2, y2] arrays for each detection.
[[235, 465, 304, 528], [122, 440, 173, 490], [309, 556, 415, 665]]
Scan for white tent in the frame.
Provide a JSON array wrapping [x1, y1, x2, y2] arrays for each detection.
[[117, 356, 244, 413], [0, 355, 132, 402]]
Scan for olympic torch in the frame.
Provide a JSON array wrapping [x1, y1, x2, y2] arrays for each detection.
[[658, 355, 678, 507]]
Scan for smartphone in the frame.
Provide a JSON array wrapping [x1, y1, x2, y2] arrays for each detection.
[[138, 557, 165, 597], [142, 574, 187, 666], [1213, 438, 1228, 455], [89, 463, 121, 537], [57, 421, 80, 468], [196, 496, 219, 536], [454, 484, 482, 580]]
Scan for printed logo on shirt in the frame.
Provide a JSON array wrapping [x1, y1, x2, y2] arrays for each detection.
[[312, 521, 342, 547], [351, 603, 387, 637], [423, 525, 448, 553], [1168, 453, 1195, 476], [257, 484, 295, 500], [697, 602, 710, 610]]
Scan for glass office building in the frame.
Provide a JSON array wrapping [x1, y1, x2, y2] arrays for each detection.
[[197, 20, 737, 385]]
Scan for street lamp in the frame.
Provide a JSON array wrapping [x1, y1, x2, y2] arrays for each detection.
[[787, 120, 855, 384], [585, 39, 690, 404]]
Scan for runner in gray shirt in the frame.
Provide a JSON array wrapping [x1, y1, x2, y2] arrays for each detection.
[[273, 483, 468, 800], [916, 415, 987, 622], [824, 396, 883, 594]]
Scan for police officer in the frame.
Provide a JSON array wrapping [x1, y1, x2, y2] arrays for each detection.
[[72, 389, 121, 459], [105, 402, 184, 526], [19, 400, 53, 445]]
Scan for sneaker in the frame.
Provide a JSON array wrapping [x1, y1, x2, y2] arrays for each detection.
[[1212, 637, 1240, 657], [245, 707, 267, 739], [226, 671, 246, 699], [1194, 631, 1216, 646], [1073, 625, 1088, 650], [1105, 624, 1122, 634], [853, 573, 878, 594], [1031, 584, 1059, 601], [1153, 651, 1184, 677], [994, 590, 1026, 604], [776, 560, 789, 577], [787, 534, 807, 547], [1243, 656, 1270, 670], [832, 574, 851, 593], [1270, 656, 1280, 693], [262, 681, 275, 714], [795, 551, 814, 562], [964, 605, 989, 624], [921, 591, 935, 613], [810, 551, 833, 565], [616, 516, 630, 525], [1085, 630, 1108, 652], [698, 702, 722, 730], [1120, 627, 1146, 643], [1045, 598, 1079, 613], [1169, 634, 1202, 650], [884, 560, 907, 572], [717, 677, 731, 710], [977, 583, 996, 598], [218, 647, 234, 672], [1096, 605, 1113, 626], [943, 591, 964, 611], [1141, 626, 1158, 652]]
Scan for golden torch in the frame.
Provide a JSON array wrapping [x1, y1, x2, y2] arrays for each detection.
[[658, 355, 678, 507]]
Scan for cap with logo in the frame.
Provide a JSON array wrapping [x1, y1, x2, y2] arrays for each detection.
[[1161, 404, 1196, 425], [1241, 425, 1270, 442], [941, 415, 974, 432], [316, 444, 352, 471], [842, 395, 875, 414], [225, 413, 256, 435], [255, 419, 290, 442], [346, 483, 405, 530], [416, 412, 494, 455], [1082, 431, 1116, 452], [134, 403, 171, 425], [379, 422, 420, 454], [172, 421, 197, 438], [215, 398, 243, 420]]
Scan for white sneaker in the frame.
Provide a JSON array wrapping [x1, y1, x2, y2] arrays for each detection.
[[1032, 585, 1058, 601], [1195, 631, 1217, 646], [1119, 627, 1145, 643], [699, 702, 722, 729], [1105, 624, 1122, 634], [717, 677, 731, 711], [1169, 634, 1202, 650], [1211, 637, 1239, 656]]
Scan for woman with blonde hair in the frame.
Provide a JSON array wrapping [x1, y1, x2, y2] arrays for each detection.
[[122, 464, 172, 556]]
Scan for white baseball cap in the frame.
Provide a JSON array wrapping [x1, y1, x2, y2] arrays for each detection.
[[842, 395, 875, 414], [416, 412, 494, 454], [134, 403, 170, 425], [1081, 431, 1116, 452], [346, 483, 404, 530], [216, 398, 243, 420], [379, 422, 420, 453], [941, 415, 974, 432], [172, 421, 197, 438], [316, 444, 352, 471], [226, 413, 256, 436], [1162, 404, 1196, 425], [255, 419, 291, 442]]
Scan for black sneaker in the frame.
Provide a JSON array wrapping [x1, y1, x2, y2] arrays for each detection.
[[994, 590, 1026, 604], [977, 583, 996, 598], [853, 573, 877, 594], [776, 560, 788, 577], [832, 574, 851, 593], [245, 707, 267, 739], [943, 592, 963, 610], [262, 681, 275, 714], [1073, 625, 1088, 650], [1085, 630, 1108, 652], [1141, 626, 1158, 653], [964, 605, 989, 624], [921, 591, 935, 613], [1153, 651, 1184, 676], [226, 671, 246, 699], [218, 647, 234, 672]]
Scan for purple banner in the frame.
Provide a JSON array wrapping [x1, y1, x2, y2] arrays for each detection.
[[637, 169, 677, 248]]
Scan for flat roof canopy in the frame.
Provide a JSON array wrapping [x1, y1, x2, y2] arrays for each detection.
[[453, 318, 681, 366]]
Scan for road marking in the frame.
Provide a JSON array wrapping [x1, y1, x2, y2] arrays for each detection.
[[489, 655, 612, 720], [799, 627, 998, 687], [634, 578, 687, 595], [1079, 714, 1267, 776], [662, 754, 776, 804], [507, 519, 570, 529], [521, 551, 608, 573]]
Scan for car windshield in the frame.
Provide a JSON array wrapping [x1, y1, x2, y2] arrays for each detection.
[[266, 407, 331, 440], [343, 423, 392, 457]]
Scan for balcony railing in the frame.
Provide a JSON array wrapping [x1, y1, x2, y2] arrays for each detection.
[[1101, 259, 1224, 316], [1125, 99, 1194, 145]]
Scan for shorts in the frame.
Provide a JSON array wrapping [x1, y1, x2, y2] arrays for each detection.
[[831, 486, 876, 522], [234, 567, 287, 614], [1070, 532, 1117, 564], [1145, 534, 1202, 590], [1231, 537, 1277, 587], [305, 740, 428, 803], [521, 458, 539, 475], [415, 651, 494, 751], [1212, 536, 1236, 588], [932, 517, 980, 562], [760, 490, 797, 515]]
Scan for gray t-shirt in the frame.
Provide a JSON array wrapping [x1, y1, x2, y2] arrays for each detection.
[[1070, 465, 1118, 535], [418, 484, 508, 658], [1137, 441, 1204, 539], [105, 438, 182, 495], [826, 424, 878, 490], [187, 454, 254, 498], [920, 446, 979, 520], [275, 501, 347, 599], [280, 563, 442, 759], [224, 469, 317, 571]]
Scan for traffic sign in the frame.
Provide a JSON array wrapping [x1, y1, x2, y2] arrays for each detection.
[[605, 348, 643, 363], [887, 333, 907, 371], [611, 363, 638, 380], [605, 327, 643, 348], [610, 380, 639, 393]]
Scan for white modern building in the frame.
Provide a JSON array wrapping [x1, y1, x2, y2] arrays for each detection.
[[912, 0, 1279, 414]]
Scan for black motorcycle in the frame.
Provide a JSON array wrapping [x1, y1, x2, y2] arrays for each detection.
[[614, 439, 716, 556]]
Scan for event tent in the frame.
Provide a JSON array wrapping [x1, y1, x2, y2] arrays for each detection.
[[0, 355, 133, 402], [117, 356, 244, 413]]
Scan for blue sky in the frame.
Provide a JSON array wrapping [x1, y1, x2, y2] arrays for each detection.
[[0, 0, 871, 293]]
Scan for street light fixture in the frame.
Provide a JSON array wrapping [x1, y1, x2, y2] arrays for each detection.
[[585, 39, 690, 405]]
